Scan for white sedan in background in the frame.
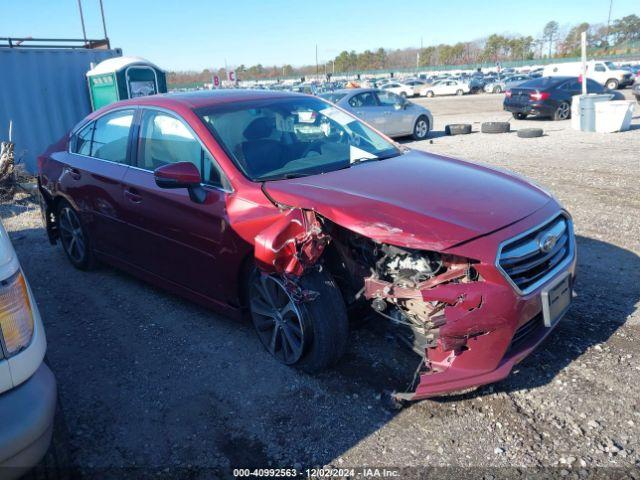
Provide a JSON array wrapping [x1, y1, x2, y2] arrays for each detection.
[[380, 81, 416, 97], [422, 79, 470, 97]]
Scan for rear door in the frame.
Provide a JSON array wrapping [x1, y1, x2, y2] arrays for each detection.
[[63, 108, 135, 259], [119, 108, 233, 302]]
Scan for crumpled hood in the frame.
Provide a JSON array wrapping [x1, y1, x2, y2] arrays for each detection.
[[264, 150, 552, 251]]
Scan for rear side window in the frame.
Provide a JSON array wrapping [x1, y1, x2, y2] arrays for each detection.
[[92, 110, 134, 163], [74, 123, 94, 156], [137, 110, 226, 188], [71, 109, 134, 164]]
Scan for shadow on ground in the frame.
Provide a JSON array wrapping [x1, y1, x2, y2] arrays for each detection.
[[5, 219, 636, 478]]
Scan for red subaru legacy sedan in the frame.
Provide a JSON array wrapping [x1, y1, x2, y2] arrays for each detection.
[[38, 90, 576, 401]]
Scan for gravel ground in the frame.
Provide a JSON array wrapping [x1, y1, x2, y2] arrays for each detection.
[[2, 91, 639, 479]]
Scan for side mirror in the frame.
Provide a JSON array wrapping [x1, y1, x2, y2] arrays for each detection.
[[154, 162, 207, 203]]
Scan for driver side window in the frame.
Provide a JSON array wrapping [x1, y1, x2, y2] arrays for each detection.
[[137, 110, 226, 188], [349, 92, 378, 108]]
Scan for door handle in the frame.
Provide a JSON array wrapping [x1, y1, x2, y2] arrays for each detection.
[[124, 188, 142, 203], [66, 167, 81, 180]]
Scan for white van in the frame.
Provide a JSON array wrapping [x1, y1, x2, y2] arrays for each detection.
[[0, 220, 56, 479], [543, 61, 633, 90]]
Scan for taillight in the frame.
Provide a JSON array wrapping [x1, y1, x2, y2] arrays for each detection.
[[505, 89, 512, 98], [530, 91, 550, 101]]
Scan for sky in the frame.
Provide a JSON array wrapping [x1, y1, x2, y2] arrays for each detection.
[[2, 0, 638, 71]]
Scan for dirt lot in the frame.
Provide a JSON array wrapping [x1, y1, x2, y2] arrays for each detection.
[[2, 91, 639, 479]]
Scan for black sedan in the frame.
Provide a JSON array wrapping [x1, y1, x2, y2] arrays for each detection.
[[503, 76, 624, 121]]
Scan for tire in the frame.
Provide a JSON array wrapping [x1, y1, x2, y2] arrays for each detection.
[[517, 128, 544, 138], [481, 121, 510, 133], [426, 90, 434, 98], [553, 101, 571, 121], [445, 123, 472, 135], [412, 115, 430, 140], [248, 268, 348, 374], [494, 86, 503, 94], [512, 112, 528, 120], [400, 92, 407, 98], [456, 89, 464, 96], [56, 200, 95, 270], [605, 78, 619, 90]]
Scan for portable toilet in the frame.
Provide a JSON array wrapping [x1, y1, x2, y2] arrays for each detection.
[[86, 56, 167, 110]]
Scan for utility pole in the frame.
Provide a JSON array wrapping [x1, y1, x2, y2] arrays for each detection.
[[77, 0, 87, 44], [98, 0, 109, 45], [605, 0, 614, 49]]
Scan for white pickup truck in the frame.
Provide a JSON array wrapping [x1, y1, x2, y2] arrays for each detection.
[[0, 220, 56, 479], [543, 60, 633, 90]]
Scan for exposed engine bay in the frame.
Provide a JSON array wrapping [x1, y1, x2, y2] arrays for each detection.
[[324, 222, 479, 356]]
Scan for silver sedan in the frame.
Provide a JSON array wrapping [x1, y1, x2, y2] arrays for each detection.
[[319, 88, 433, 140]]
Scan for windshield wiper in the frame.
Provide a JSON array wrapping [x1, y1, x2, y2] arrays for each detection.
[[257, 171, 316, 181], [350, 152, 400, 166]]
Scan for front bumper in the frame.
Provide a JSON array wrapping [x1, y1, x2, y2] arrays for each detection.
[[397, 203, 576, 400], [0, 363, 57, 478]]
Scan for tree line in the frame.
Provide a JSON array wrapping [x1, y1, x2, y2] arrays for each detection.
[[168, 14, 640, 85]]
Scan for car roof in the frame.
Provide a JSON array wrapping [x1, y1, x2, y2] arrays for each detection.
[[114, 89, 304, 110]]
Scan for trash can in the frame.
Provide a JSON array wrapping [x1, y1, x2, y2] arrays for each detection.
[[86, 56, 167, 110], [594, 101, 635, 133], [579, 94, 614, 132]]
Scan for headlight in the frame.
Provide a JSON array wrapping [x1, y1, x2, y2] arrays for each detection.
[[0, 271, 34, 357]]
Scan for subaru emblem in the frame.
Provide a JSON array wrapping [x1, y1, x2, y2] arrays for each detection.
[[539, 233, 558, 253]]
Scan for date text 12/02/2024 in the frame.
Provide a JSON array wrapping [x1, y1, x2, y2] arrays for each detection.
[[233, 467, 401, 478]]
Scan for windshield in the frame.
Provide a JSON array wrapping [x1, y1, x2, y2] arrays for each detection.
[[604, 61, 616, 70], [198, 96, 400, 182]]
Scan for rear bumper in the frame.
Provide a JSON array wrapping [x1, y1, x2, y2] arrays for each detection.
[[504, 101, 555, 117], [0, 363, 57, 478]]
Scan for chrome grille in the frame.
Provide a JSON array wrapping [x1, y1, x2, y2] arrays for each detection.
[[497, 214, 574, 294]]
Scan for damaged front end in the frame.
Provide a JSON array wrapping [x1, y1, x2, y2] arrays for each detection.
[[252, 207, 568, 402]]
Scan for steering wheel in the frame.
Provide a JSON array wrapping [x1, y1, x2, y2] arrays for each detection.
[[301, 142, 323, 158]]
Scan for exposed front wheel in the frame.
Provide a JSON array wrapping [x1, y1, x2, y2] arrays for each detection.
[[605, 78, 619, 90], [553, 101, 571, 121], [456, 89, 464, 96], [57, 201, 94, 270], [412, 116, 430, 140], [400, 92, 407, 98], [249, 269, 348, 373], [426, 91, 434, 98], [494, 86, 502, 94], [512, 112, 528, 120]]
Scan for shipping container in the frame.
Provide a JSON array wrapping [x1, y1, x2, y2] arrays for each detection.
[[0, 47, 122, 173]]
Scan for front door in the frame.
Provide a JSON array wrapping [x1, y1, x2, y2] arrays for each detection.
[[119, 108, 235, 303], [375, 90, 413, 135], [348, 91, 388, 133]]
